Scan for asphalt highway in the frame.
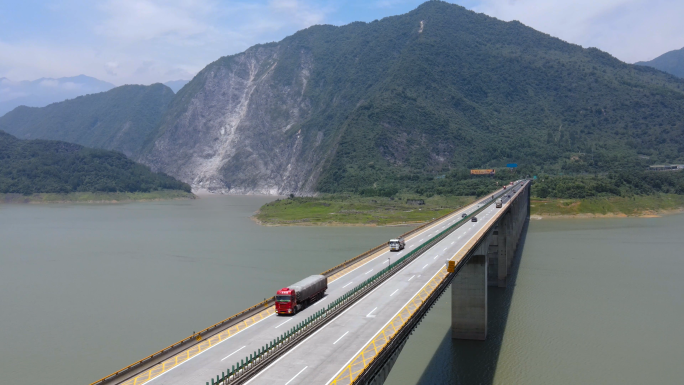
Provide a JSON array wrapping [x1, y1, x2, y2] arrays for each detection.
[[136, 182, 525, 385]]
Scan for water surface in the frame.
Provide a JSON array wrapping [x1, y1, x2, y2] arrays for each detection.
[[2, 199, 682, 385], [387, 215, 684, 385], [0, 196, 402, 384]]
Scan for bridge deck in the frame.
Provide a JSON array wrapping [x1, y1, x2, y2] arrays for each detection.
[[117, 182, 525, 385]]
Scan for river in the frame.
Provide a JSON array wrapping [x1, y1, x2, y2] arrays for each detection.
[[0, 196, 682, 384]]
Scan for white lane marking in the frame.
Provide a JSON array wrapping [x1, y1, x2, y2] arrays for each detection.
[[221, 346, 246, 361], [366, 307, 378, 318], [285, 366, 308, 385], [333, 331, 350, 345], [342, 281, 353, 288], [390, 289, 399, 297], [408, 275, 415, 281], [244, 249, 432, 385], [422, 263, 429, 270], [275, 319, 292, 328], [241, 192, 518, 385], [458, 236, 461, 239], [324, 256, 451, 385], [419, 238, 424, 242], [144, 312, 275, 384], [443, 248, 447, 251], [451, 242, 455, 245], [433, 255, 439, 260], [365, 269, 373, 275]]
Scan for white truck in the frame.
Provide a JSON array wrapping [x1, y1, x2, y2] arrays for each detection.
[[495, 198, 503, 208], [389, 237, 405, 251]]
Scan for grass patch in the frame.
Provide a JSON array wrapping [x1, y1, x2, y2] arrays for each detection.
[[254, 194, 476, 226], [0, 190, 195, 204], [530, 194, 684, 217]]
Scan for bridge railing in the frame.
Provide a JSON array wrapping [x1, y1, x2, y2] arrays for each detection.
[[335, 183, 530, 385], [92, 190, 505, 385], [210, 190, 508, 385]]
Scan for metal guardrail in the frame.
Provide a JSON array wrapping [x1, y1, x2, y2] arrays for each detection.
[[208, 191, 506, 385], [89, 298, 274, 385], [92, 192, 499, 385], [342, 183, 530, 385]]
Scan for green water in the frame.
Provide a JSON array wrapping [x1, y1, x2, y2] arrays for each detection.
[[388, 215, 684, 385], [1, 197, 682, 384], [0, 196, 402, 384]]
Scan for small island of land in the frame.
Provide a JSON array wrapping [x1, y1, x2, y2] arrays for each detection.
[[254, 195, 476, 226], [255, 171, 684, 226]]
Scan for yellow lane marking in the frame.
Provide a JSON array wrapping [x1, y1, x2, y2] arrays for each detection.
[[113, 190, 513, 385], [329, 186, 525, 385], [330, 267, 448, 385], [118, 307, 275, 385], [327, 194, 494, 285]]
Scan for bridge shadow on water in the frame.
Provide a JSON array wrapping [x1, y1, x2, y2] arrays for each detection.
[[414, 219, 530, 385]]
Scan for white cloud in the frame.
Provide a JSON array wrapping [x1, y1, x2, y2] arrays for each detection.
[[2, 0, 682, 85], [469, 0, 684, 63], [96, 0, 215, 43], [39, 79, 59, 87], [0, 0, 330, 85]]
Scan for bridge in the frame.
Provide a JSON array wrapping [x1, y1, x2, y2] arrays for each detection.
[[92, 180, 530, 385]]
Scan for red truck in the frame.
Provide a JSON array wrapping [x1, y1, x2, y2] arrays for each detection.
[[276, 275, 327, 315]]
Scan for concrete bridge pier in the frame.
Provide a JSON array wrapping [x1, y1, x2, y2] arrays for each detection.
[[453, 184, 530, 340], [451, 254, 488, 340]]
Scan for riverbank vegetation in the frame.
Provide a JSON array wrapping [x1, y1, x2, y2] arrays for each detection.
[[531, 171, 684, 199], [0, 190, 195, 204], [0, 130, 191, 196], [530, 195, 684, 217], [256, 170, 684, 225], [254, 195, 475, 226]]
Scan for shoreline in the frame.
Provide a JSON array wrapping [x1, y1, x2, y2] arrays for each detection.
[[250, 214, 424, 227], [0, 191, 196, 204], [253, 194, 684, 227], [531, 207, 684, 220]]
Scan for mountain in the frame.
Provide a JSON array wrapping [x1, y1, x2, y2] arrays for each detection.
[[0, 84, 174, 157], [0, 75, 115, 117], [636, 46, 684, 78], [0, 130, 190, 195], [140, 1, 684, 195], [164, 80, 190, 93]]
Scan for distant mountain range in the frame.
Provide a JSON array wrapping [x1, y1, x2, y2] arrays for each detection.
[[0, 75, 115, 117], [0, 84, 174, 157], [0, 75, 190, 117], [636, 46, 684, 78], [163, 80, 190, 93], [1, 1, 683, 196]]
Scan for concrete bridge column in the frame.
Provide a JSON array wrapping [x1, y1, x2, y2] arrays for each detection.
[[452, 254, 487, 340], [497, 213, 509, 287]]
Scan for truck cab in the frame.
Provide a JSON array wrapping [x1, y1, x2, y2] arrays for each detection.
[[389, 237, 405, 251], [495, 198, 502, 208], [276, 288, 297, 315]]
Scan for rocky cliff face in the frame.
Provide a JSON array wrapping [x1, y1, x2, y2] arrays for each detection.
[[141, 43, 331, 195], [140, 1, 684, 195]]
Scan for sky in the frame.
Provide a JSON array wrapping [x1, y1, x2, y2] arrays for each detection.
[[1, 0, 683, 86]]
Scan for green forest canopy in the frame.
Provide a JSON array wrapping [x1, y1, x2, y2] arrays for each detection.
[[0, 130, 191, 195]]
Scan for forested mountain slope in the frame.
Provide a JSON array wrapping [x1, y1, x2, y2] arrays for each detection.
[[0, 84, 174, 157], [141, 1, 684, 194], [140, 1, 684, 195], [636, 46, 684, 79], [0, 130, 190, 195]]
